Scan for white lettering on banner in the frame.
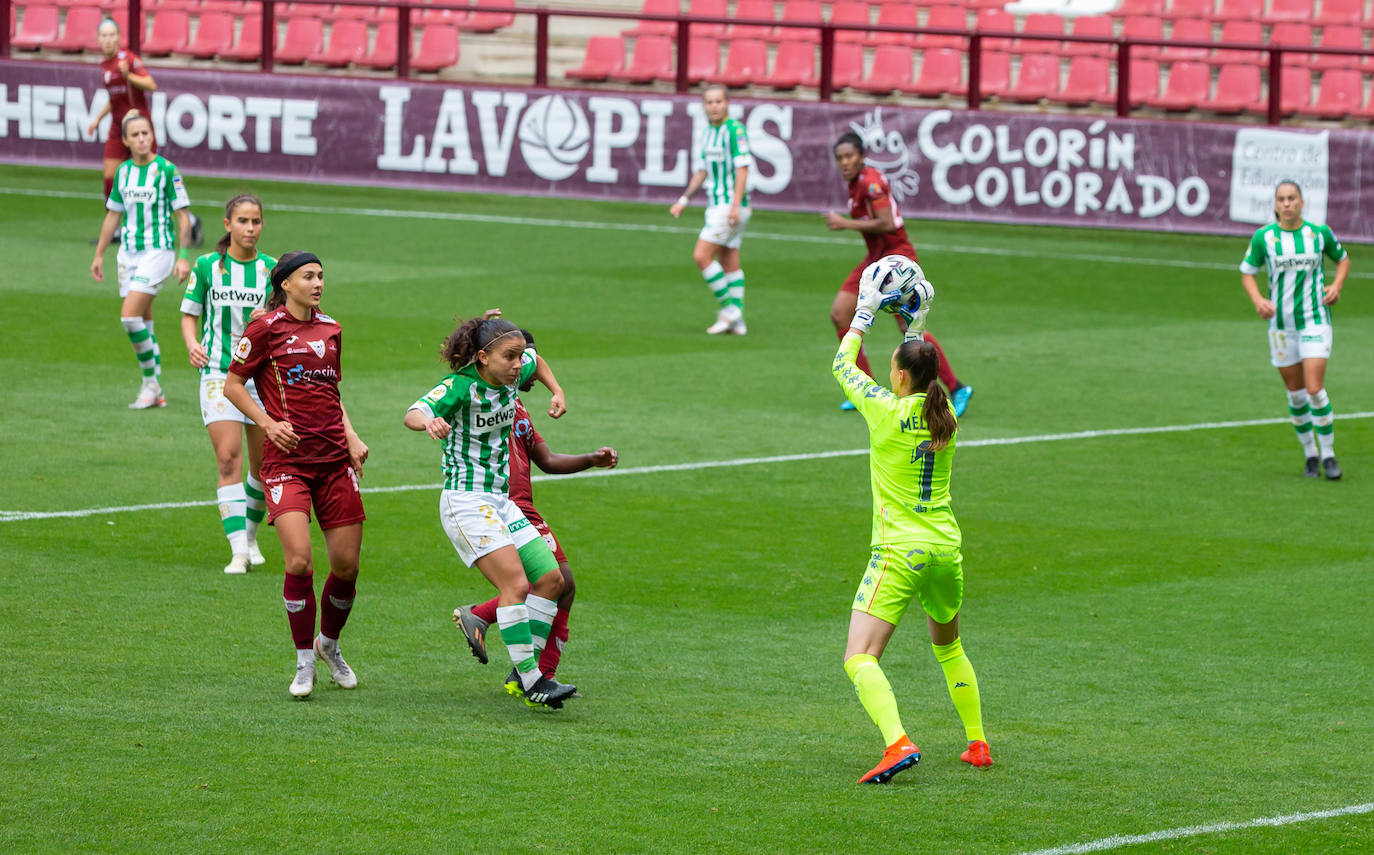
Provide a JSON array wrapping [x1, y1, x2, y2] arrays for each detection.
[[244, 98, 282, 152], [638, 100, 686, 186], [1, 85, 106, 141], [746, 103, 793, 194], [164, 92, 208, 149], [147, 92, 316, 155], [1229, 128, 1329, 226], [281, 99, 317, 156], [587, 96, 641, 183], [208, 94, 247, 152], [471, 90, 526, 177], [31, 85, 65, 141], [66, 88, 105, 142], [378, 86, 425, 171], [915, 110, 1207, 220], [423, 90, 479, 175]]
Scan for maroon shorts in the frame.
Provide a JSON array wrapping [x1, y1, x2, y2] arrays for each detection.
[[521, 507, 568, 565], [263, 461, 366, 529]]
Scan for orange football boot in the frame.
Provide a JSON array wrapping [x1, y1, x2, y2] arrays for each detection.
[[858, 736, 921, 784], [961, 740, 993, 768]]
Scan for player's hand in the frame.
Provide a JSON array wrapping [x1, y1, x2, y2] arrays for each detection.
[[425, 417, 451, 440], [347, 433, 369, 476], [482, 308, 502, 320], [669, 201, 686, 218], [187, 343, 209, 369], [823, 211, 848, 231], [1254, 298, 1276, 319], [1322, 283, 1342, 306], [856, 284, 884, 315], [90, 257, 104, 282], [547, 391, 567, 419], [850, 306, 877, 335], [591, 446, 618, 469], [86, 120, 99, 137], [118, 59, 130, 75], [899, 279, 934, 335], [727, 204, 740, 227], [173, 258, 191, 284], [266, 420, 300, 453], [249, 307, 267, 320]]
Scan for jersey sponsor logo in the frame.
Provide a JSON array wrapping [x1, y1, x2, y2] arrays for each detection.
[[209, 287, 263, 306], [1271, 254, 1320, 272], [233, 337, 252, 361], [472, 404, 516, 432], [284, 363, 339, 385], [122, 186, 158, 204], [308, 339, 326, 358]]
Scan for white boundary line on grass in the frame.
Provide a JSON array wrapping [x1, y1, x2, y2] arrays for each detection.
[[5, 186, 1372, 279], [2, 412, 1370, 523], [1015, 801, 1374, 855]]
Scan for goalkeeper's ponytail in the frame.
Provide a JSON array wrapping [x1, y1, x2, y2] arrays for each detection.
[[895, 339, 956, 451]]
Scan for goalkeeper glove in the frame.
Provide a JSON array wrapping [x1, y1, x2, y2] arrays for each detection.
[[898, 279, 934, 340], [850, 306, 877, 335]]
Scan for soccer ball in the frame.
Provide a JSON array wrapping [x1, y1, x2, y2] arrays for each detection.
[[860, 254, 927, 315]]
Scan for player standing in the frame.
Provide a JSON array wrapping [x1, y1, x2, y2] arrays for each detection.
[[90, 113, 192, 409], [403, 317, 580, 709], [224, 252, 370, 698], [180, 194, 275, 575], [833, 273, 991, 784], [669, 84, 753, 335], [1240, 180, 1350, 480], [825, 132, 973, 416]]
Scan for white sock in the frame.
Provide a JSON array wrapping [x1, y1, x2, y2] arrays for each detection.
[[1309, 388, 1334, 458], [525, 594, 558, 655], [723, 268, 745, 315], [1286, 389, 1318, 457], [496, 603, 540, 689], [145, 319, 161, 382], [244, 473, 266, 543], [217, 484, 249, 555], [297, 648, 314, 667]]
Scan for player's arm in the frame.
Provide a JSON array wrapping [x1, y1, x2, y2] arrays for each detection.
[[86, 101, 111, 137], [825, 204, 897, 234], [529, 353, 567, 419], [179, 261, 209, 367], [89, 210, 123, 281], [172, 210, 192, 284], [405, 377, 457, 439], [833, 289, 891, 419], [728, 164, 749, 226], [1239, 232, 1274, 319], [180, 314, 208, 368], [530, 441, 618, 475], [339, 402, 369, 476], [670, 170, 708, 217], [123, 57, 156, 91], [1320, 226, 1350, 306], [225, 373, 299, 453]]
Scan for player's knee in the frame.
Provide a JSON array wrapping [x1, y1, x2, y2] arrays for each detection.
[[533, 570, 562, 599], [558, 567, 575, 601], [284, 554, 313, 576], [214, 455, 241, 481], [829, 306, 849, 328]]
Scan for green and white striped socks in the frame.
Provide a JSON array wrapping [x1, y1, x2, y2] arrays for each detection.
[[702, 261, 729, 309], [217, 483, 248, 555], [723, 269, 745, 314], [1309, 388, 1335, 459], [121, 317, 158, 380], [245, 474, 266, 544], [496, 603, 541, 689], [1287, 389, 1318, 457]]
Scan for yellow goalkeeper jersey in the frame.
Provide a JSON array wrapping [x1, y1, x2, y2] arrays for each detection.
[[833, 332, 961, 547]]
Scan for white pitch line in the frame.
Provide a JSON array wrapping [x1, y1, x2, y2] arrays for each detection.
[[1015, 801, 1374, 855], [4, 186, 1371, 278], [2, 412, 1369, 523]]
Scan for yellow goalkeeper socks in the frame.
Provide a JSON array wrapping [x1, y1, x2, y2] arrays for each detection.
[[844, 654, 907, 747], [933, 638, 985, 743]]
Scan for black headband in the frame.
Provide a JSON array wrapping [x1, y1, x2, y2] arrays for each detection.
[[271, 252, 322, 289]]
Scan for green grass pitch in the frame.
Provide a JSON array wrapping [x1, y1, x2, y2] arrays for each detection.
[[0, 165, 1371, 854]]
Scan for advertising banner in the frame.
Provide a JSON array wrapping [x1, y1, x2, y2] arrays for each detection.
[[3, 59, 1370, 240]]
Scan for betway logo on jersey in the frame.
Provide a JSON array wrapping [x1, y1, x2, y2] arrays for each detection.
[[470, 403, 515, 432], [210, 287, 261, 306], [1271, 253, 1320, 272], [122, 186, 158, 204]]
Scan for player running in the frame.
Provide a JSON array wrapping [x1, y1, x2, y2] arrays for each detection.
[[180, 194, 275, 575], [1240, 180, 1351, 480], [403, 316, 580, 710], [224, 252, 370, 699], [834, 269, 991, 784], [825, 132, 973, 416], [454, 327, 618, 690], [669, 84, 753, 335], [90, 112, 192, 409]]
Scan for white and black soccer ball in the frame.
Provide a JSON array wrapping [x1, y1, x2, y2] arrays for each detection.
[[860, 254, 927, 315]]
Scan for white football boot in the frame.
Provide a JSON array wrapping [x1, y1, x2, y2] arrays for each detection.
[[289, 661, 316, 698], [246, 540, 267, 567], [129, 379, 165, 409], [314, 636, 358, 689], [223, 553, 251, 575]]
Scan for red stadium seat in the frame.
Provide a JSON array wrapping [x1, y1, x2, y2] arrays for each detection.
[[1279, 65, 1313, 113], [623, 0, 677, 38], [687, 0, 727, 38], [974, 8, 1014, 52], [274, 16, 322, 64], [566, 35, 625, 81], [1061, 15, 1112, 57], [1054, 55, 1111, 104], [979, 49, 1011, 97], [141, 10, 188, 56], [1301, 68, 1363, 117], [12, 5, 59, 50], [418, 1, 460, 26], [831, 0, 872, 44], [1208, 62, 1263, 111], [1211, 0, 1260, 20], [831, 41, 865, 87], [687, 36, 719, 82], [1159, 17, 1212, 61], [219, 13, 261, 61], [1211, 20, 1262, 65], [915, 5, 967, 49], [610, 34, 673, 82], [1167, 0, 1214, 19], [728, 0, 775, 40], [1147, 60, 1210, 108], [1111, 0, 1163, 18], [1314, 0, 1364, 26], [1129, 58, 1160, 103], [869, 3, 916, 45], [358, 21, 397, 69], [766, 39, 818, 88], [771, 0, 822, 42], [200, 1, 250, 12], [1264, 0, 1313, 23], [309, 17, 367, 66], [331, 3, 382, 22], [52, 6, 104, 52], [1312, 25, 1369, 70], [1016, 13, 1064, 55], [1005, 53, 1059, 101], [720, 38, 768, 86], [411, 23, 458, 71], [854, 44, 914, 92], [1353, 88, 1374, 120], [1120, 16, 1163, 60], [463, 5, 515, 33], [911, 46, 963, 94], [179, 11, 233, 58], [1269, 22, 1314, 66]]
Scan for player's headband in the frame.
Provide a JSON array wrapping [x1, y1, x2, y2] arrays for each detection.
[[270, 252, 322, 290], [476, 319, 522, 352]]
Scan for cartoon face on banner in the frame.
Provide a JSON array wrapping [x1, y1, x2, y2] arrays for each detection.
[[849, 108, 921, 202]]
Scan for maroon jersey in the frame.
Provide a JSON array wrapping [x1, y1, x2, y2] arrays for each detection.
[[229, 307, 348, 467], [507, 400, 542, 518], [101, 51, 151, 133], [848, 166, 917, 260]]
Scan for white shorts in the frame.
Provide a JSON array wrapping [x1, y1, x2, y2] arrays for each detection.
[[200, 374, 262, 426], [1269, 325, 1332, 367], [116, 247, 176, 298], [698, 204, 752, 250], [439, 491, 541, 567]]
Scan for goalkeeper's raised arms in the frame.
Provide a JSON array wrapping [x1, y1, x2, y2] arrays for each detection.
[[900, 279, 934, 341]]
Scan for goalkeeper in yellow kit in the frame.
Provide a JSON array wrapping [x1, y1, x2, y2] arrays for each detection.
[[833, 264, 992, 784]]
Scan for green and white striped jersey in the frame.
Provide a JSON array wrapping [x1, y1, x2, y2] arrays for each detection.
[[106, 155, 191, 252], [409, 349, 539, 494], [1240, 221, 1347, 331], [694, 118, 753, 208], [180, 251, 277, 376]]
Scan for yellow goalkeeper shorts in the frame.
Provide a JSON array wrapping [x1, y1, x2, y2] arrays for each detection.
[[852, 542, 963, 626]]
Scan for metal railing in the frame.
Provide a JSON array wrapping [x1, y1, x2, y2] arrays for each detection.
[[5, 0, 1374, 125]]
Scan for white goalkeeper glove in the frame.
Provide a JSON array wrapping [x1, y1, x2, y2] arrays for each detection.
[[898, 279, 934, 341]]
